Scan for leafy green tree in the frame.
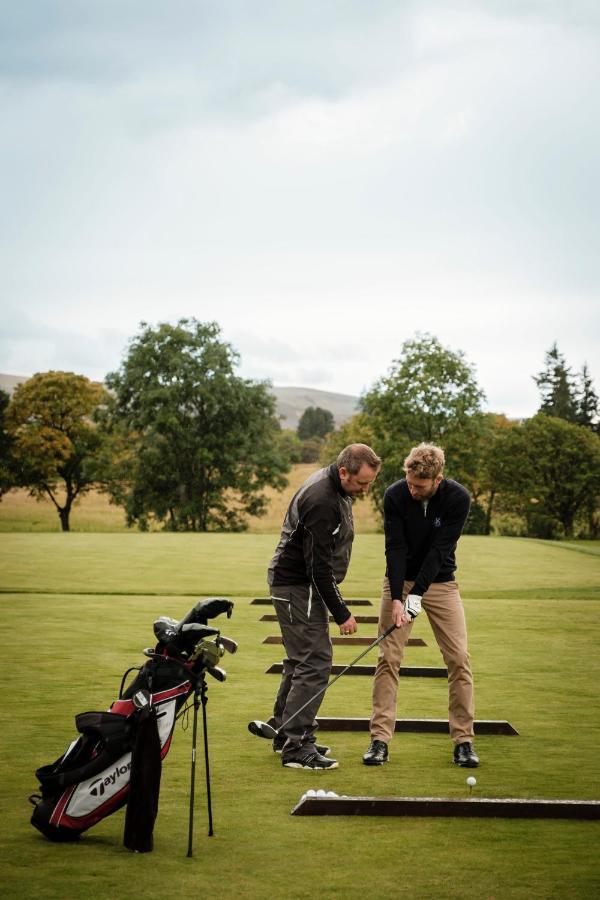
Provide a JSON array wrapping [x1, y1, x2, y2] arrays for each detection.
[[443, 413, 516, 535], [298, 439, 322, 463], [103, 319, 290, 531], [297, 406, 335, 440], [533, 343, 578, 422], [576, 363, 599, 432], [360, 333, 484, 511], [0, 389, 18, 498], [319, 412, 378, 466], [6, 372, 108, 530], [494, 414, 600, 538], [276, 429, 303, 464]]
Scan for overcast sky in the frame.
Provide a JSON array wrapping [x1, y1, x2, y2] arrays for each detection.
[[1, 0, 598, 418]]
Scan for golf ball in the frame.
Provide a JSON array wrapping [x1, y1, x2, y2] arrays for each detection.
[[316, 789, 327, 797], [306, 789, 317, 797], [466, 776, 477, 787], [326, 791, 338, 797]]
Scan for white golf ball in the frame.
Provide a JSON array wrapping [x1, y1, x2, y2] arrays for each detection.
[[466, 776, 477, 787], [316, 789, 327, 797], [326, 791, 338, 797], [306, 789, 317, 797]]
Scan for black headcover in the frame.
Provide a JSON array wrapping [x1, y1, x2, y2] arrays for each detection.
[[176, 597, 234, 628]]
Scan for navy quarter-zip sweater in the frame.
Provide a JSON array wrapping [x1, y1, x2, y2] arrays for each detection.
[[384, 477, 471, 600]]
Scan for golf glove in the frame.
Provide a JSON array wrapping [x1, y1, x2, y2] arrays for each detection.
[[404, 594, 422, 619]]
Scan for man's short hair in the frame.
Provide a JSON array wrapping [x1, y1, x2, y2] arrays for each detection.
[[336, 443, 381, 475], [403, 443, 445, 480]]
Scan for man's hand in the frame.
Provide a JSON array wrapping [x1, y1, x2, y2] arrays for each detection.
[[391, 599, 412, 627], [340, 614, 358, 635]]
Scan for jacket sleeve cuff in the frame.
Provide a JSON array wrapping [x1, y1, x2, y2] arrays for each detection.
[[331, 605, 352, 626]]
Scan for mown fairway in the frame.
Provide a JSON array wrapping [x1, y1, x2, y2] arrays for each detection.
[[1, 534, 599, 899]]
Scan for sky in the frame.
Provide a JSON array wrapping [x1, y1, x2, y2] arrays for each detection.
[[1, 0, 599, 418]]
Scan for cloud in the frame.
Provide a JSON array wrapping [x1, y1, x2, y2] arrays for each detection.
[[1, 1, 599, 419]]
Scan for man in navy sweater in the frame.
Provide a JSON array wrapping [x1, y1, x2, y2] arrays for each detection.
[[363, 442, 479, 768]]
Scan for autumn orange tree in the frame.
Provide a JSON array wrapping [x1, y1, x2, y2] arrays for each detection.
[[7, 371, 109, 531]]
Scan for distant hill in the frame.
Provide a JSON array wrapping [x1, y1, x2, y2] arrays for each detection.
[[0, 374, 359, 430], [270, 386, 359, 430], [0, 374, 26, 395]]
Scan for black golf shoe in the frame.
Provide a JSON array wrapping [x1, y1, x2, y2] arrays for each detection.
[[453, 742, 480, 768], [282, 747, 339, 770], [273, 735, 331, 756], [362, 739, 389, 766]]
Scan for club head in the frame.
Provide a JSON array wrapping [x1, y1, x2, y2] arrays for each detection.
[[219, 635, 238, 655], [248, 720, 278, 740], [207, 665, 227, 682]]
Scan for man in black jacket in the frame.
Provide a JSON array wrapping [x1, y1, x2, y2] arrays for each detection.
[[268, 443, 381, 770], [363, 443, 479, 769]]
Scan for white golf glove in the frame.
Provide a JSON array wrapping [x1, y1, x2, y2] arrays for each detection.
[[404, 594, 422, 619]]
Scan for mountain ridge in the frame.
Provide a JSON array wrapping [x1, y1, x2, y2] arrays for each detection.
[[0, 374, 359, 430]]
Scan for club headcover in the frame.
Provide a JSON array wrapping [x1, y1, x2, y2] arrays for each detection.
[[153, 617, 179, 645], [177, 597, 234, 628]]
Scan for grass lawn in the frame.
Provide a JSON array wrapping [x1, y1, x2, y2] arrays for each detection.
[[1, 534, 599, 899]]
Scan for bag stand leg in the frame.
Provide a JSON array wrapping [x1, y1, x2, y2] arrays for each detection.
[[187, 674, 213, 857]]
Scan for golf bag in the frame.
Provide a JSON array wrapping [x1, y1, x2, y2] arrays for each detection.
[[29, 597, 236, 851]]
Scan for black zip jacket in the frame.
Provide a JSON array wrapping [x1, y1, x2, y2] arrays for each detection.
[[267, 464, 354, 625], [384, 478, 470, 600]]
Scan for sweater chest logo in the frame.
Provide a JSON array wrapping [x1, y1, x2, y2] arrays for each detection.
[[434, 517, 442, 528]]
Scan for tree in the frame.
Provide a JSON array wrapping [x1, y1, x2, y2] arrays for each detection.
[[494, 414, 600, 538], [297, 406, 335, 440], [443, 412, 516, 535], [319, 412, 377, 466], [6, 372, 108, 531], [276, 429, 303, 464], [575, 363, 599, 432], [0, 389, 18, 499], [360, 333, 485, 512], [533, 343, 578, 422], [103, 319, 290, 531]]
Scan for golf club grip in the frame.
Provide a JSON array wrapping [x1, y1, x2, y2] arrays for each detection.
[[280, 622, 397, 733]]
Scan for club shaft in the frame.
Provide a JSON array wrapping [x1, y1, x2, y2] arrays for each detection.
[[278, 623, 396, 735], [201, 681, 214, 837]]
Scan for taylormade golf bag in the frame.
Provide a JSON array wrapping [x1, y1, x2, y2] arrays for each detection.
[[29, 597, 236, 851]]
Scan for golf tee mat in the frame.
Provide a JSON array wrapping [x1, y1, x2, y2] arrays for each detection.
[[252, 598, 373, 606], [262, 635, 427, 646], [315, 716, 519, 735], [266, 663, 447, 677], [291, 795, 600, 820]]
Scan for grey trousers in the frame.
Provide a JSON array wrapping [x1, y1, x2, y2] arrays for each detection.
[[270, 583, 332, 749]]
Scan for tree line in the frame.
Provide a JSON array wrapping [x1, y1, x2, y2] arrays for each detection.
[[1, 320, 598, 537]]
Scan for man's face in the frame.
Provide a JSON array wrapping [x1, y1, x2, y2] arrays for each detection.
[[339, 463, 379, 497], [405, 473, 442, 501]]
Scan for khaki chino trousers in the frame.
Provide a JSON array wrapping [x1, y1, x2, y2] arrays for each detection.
[[370, 577, 475, 745]]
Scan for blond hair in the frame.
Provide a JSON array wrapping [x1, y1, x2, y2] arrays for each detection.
[[403, 443, 445, 480]]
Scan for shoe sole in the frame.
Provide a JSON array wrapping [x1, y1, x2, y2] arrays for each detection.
[[362, 757, 388, 766], [275, 748, 331, 757], [283, 760, 339, 770], [453, 759, 479, 768]]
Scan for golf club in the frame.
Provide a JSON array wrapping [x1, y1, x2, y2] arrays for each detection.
[[247, 622, 397, 740]]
